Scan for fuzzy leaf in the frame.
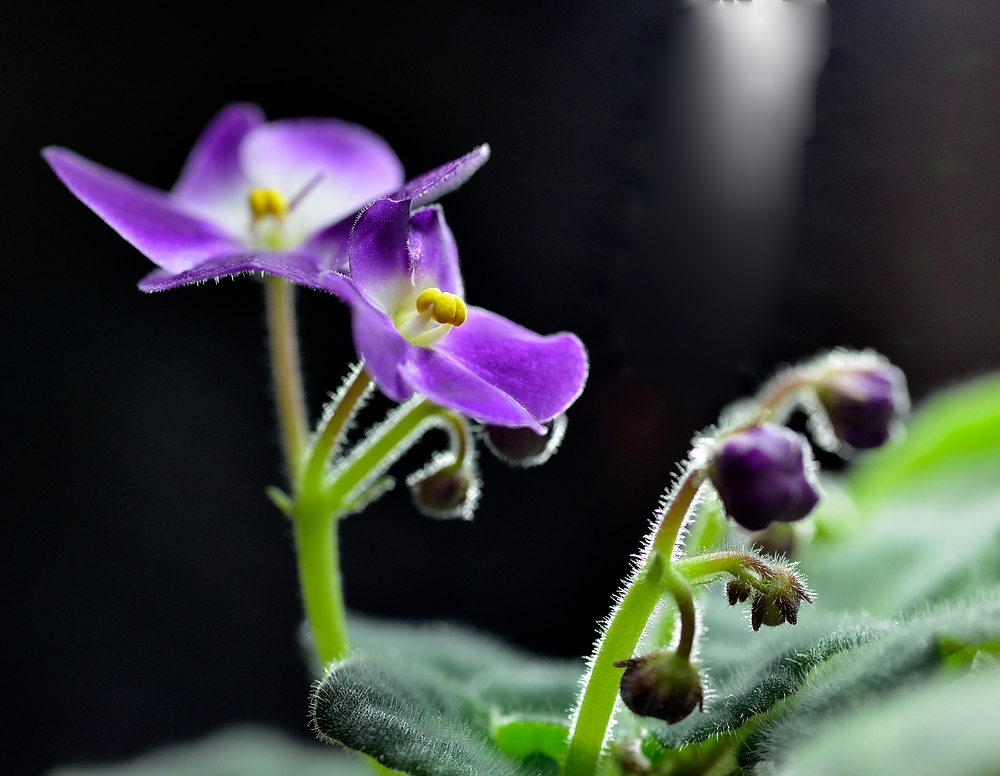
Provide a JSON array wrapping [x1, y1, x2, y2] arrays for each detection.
[[312, 657, 528, 776], [737, 592, 1000, 771], [47, 725, 373, 776], [772, 671, 1000, 776], [348, 617, 583, 719]]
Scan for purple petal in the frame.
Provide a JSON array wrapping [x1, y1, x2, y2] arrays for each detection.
[[408, 205, 463, 296], [350, 300, 414, 402], [347, 198, 412, 312], [400, 348, 541, 430], [389, 145, 490, 208], [170, 103, 265, 234], [301, 214, 355, 274], [240, 118, 403, 238], [435, 308, 589, 424], [138, 251, 333, 292], [44, 147, 242, 273]]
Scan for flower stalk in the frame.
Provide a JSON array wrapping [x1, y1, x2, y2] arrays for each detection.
[[265, 275, 310, 479], [562, 469, 706, 776]]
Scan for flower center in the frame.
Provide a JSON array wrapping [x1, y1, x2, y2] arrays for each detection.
[[249, 188, 288, 221], [395, 287, 468, 347], [246, 173, 326, 250]]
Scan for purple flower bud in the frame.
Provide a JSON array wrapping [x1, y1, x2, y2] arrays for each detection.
[[816, 364, 908, 450], [482, 415, 567, 468], [708, 424, 820, 532], [614, 651, 703, 724]]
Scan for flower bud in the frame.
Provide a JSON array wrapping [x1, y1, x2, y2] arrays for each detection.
[[614, 651, 703, 723], [406, 460, 480, 520], [726, 577, 752, 606], [815, 360, 908, 450], [748, 568, 811, 631], [708, 424, 820, 532], [483, 415, 567, 468]]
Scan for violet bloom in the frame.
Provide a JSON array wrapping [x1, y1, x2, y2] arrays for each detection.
[[708, 423, 820, 532], [816, 363, 909, 449], [43, 103, 404, 291], [321, 147, 588, 431]]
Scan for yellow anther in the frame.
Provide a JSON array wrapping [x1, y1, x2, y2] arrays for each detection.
[[249, 188, 287, 221], [416, 287, 442, 314], [413, 287, 467, 326], [432, 293, 458, 324]]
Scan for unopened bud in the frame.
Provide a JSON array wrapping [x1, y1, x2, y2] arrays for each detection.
[[614, 651, 703, 724], [748, 569, 811, 631], [406, 460, 480, 520], [815, 356, 909, 450], [483, 414, 567, 468], [727, 577, 752, 606], [708, 423, 820, 532]]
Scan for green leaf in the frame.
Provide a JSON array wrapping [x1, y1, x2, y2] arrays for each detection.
[[771, 670, 1000, 776], [312, 657, 527, 776], [492, 718, 569, 762], [649, 603, 889, 749], [645, 589, 1000, 768], [738, 591, 1000, 772], [47, 725, 373, 776], [348, 617, 583, 719]]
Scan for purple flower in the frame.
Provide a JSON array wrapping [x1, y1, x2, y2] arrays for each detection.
[[708, 423, 820, 532], [321, 148, 588, 431], [816, 361, 909, 450], [43, 103, 404, 292]]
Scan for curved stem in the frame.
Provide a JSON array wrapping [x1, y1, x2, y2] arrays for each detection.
[[265, 276, 309, 480], [562, 468, 706, 776], [662, 567, 696, 660], [302, 365, 373, 494], [675, 550, 772, 583], [652, 470, 707, 557], [326, 398, 440, 509]]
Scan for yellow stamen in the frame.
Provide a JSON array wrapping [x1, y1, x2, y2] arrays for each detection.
[[414, 287, 467, 326], [249, 188, 288, 221]]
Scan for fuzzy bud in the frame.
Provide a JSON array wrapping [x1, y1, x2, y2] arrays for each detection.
[[708, 423, 820, 532], [483, 415, 567, 468], [815, 361, 908, 450], [406, 461, 480, 520], [749, 569, 812, 631], [727, 577, 752, 606], [614, 651, 703, 723]]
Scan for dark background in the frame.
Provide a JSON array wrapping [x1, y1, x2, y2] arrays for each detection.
[[2, 1, 998, 774]]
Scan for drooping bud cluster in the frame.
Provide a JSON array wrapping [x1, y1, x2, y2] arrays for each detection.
[[724, 563, 812, 631], [482, 414, 567, 468], [812, 352, 909, 451], [614, 651, 703, 724], [707, 423, 820, 532]]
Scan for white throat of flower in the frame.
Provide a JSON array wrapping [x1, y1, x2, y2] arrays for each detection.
[[394, 287, 468, 348], [247, 171, 325, 250]]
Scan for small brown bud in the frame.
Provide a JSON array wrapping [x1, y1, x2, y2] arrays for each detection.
[[407, 462, 480, 520], [614, 651, 703, 724]]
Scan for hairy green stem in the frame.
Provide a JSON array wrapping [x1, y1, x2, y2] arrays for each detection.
[[562, 469, 706, 776], [675, 550, 771, 583], [265, 276, 310, 480], [301, 365, 373, 495], [293, 508, 348, 664]]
